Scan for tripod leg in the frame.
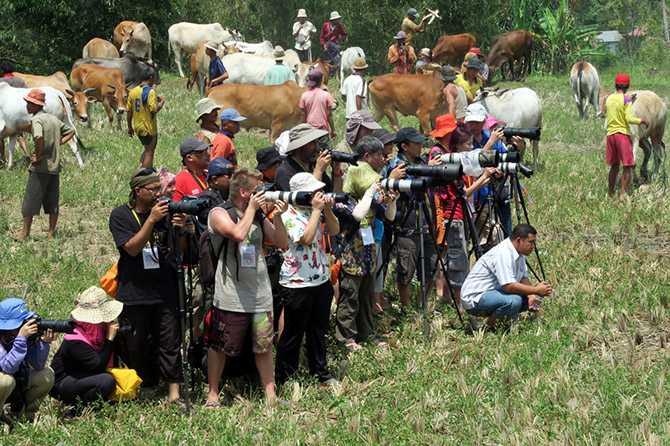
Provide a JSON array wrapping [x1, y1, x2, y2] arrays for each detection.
[[171, 225, 191, 415]]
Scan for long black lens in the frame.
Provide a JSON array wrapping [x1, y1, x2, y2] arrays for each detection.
[[502, 127, 541, 141], [118, 325, 136, 335], [331, 151, 359, 166], [518, 162, 534, 178], [36, 319, 80, 334], [405, 164, 463, 180], [166, 196, 210, 215], [324, 193, 348, 203]]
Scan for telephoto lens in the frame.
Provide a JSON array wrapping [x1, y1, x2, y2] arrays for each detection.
[[162, 196, 210, 215], [331, 150, 359, 166], [324, 193, 349, 203], [264, 191, 312, 206], [380, 178, 427, 192], [405, 163, 463, 181], [502, 126, 541, 141], [499, 152, 521, 163], [35, 318, 80, 334]]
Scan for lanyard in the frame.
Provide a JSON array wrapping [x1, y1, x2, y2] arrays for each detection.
[[131, 209, 151, 246], [189, 170, 206, 190]]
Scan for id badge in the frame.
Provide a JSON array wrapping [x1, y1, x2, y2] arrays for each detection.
[[142, 245, 160, 270], [240, 244, 257, 268], [360, 226, 374, 246]]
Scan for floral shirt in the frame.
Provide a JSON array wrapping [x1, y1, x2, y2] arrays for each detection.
[[279, 206, 330, 288]]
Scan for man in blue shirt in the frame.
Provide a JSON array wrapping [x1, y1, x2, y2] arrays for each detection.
[[265, 46, 296, 85], [205, 42, 228, 88]]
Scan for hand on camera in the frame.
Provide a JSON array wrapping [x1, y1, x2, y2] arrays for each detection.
[[149, 200, 169, 223], [171, 213, 189, 231], [274, 200, 289, 215], [41, 328, 55, 343], [535, 281, 552, 296], [365, 181, 382, 198], [389, 163, 407, 179], [107, 321, 120, 341], [386, 190, 400, 202], [427, 156, 442, 166], [310, 191, 326, 210], [490, 127, 504, 144], [511, 136, 525, 150], [249, 190, 266, 211], [18, 318, 38, 339], [316, 150, 332, 171]]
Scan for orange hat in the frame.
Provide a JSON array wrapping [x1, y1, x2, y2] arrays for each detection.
[[615, 74, 630, 85], [24, 88, 46, 107], [429, 114, 458, 138]]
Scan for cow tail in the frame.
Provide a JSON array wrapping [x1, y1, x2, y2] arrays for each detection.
[[576, 63, 583, 104], [366, 77, 374, 108]]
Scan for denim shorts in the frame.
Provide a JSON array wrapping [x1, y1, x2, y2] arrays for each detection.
[[466, 289, 529, 319]]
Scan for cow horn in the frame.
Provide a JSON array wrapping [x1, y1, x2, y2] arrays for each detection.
[[631, 93, 638, 103], [65, 89, 75, 97], [83, 87, 97, 94], [107, 84, 117, 89]]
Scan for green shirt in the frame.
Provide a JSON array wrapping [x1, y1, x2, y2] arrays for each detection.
[[264, 64, 294, 86], [29, 111, 74, 174]]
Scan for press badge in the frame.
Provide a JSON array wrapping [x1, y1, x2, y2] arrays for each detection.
[[360, 226, 374, 246], [240, 244, 257, 268], [142, 245, 160, 270]]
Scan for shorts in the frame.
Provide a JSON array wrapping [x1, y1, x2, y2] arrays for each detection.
[[606, 133, 635, 166], [394, 233, 439, 285], [208, 307, 273, 357], [446, 219, 469, 288], [22, 171, 59, 216], [138, 133, 157, 147]]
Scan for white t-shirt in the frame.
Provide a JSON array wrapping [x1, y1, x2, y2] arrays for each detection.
[[340, 73, 369, 119], [460, 238, 528, 309], [293, 21, 317, 50], [279, 205, 330, 288]]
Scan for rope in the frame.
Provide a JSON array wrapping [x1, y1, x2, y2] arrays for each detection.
[[639, 125, 667, 192]]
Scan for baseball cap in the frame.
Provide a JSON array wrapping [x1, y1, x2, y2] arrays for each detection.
[[408, 8, 418, 16], [289, 172, 326, 193], [615, 74, 630, 85], [220, 108, 246, 122], [374, 129, 397, 145], [396, 127, 427, 143], [207, 158, 234, 180], [256, 146, 283, 170], [306, 69, 323, 87], [0, 298, 35, 330], [180, 137, 211, 157], [464, 103, 488, 122]]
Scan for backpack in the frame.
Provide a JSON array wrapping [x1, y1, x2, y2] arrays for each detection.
[[198, 200, 264, 290]]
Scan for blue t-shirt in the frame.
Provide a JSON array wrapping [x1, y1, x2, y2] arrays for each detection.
[[209, 57, 227, 86]]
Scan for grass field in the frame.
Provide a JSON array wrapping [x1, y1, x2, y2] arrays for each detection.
[[1, 64, 670, 445]]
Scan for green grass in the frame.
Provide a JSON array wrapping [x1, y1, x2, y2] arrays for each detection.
[[2, 63, 670, 444]]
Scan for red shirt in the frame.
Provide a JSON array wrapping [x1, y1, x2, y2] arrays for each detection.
[[320, 22, 348, 46], [173, 169, 206, 202]]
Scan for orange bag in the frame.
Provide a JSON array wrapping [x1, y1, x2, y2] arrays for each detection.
[[330, 259, 341, 285], [100, 260, 119, 298]]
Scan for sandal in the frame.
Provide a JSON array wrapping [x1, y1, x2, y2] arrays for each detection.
[[204, 401, 221, 410], [169, 397, 187, 410], [345, 342, 363, 352], [372, 338, 389, 348]]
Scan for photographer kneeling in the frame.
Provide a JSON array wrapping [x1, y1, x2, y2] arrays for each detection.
[[0, 298, 55, 422], [50, 287, 123, 407], [460, 224, 552, 331]]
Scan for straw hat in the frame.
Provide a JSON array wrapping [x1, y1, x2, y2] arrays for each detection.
[[297, 8, 307, 18], [352, 57, 368, 70], [71, 286, 123, 324], [329, 11, 341, 20], [272, 45, 286, 60]]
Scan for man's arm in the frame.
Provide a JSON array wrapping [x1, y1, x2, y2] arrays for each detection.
[[444, 86, 456, 115], [501, 278, 552, 297], [327, 108, 336, 139], [32, 136, 43, 163], [127, 107, 134, 136], [210, 193, 264, 243], [61, 130, 75, 145], [121, 201, 169, 257], [388, 46, 399, 64]]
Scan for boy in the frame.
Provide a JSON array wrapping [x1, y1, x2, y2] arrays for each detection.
[[127, 69, 165, 168]]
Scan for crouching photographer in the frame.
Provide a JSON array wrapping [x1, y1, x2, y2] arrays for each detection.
[[0, 298, 55, 422]]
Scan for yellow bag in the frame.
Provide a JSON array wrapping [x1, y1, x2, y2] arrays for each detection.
[[106, 367, 142, 402], [100, 260, 119, 298]]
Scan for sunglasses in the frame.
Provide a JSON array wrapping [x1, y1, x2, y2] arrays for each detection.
[[141, 185, 161, 193]]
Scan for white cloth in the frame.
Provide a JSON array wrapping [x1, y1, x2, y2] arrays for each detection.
[[293, 21, 317, 50], [340, 73, 369, 119], [460, 238, 528, 310], [279, 206, 330, 288]]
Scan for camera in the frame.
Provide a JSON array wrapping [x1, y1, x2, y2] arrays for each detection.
[[255, 183, 275, 194], [118, 325, 136, 336], [440, 149, 500, 176], [499, 152, 521, 163], [404, 164, 463, 181], [380, 178, 427, 192], [264, 191, 348, 206], [160, 196, 210, 215], [26, 314, 80, 334], [497, 162, 534, 178], [494, 125, 542, 141], [322, 147, 359, 166]]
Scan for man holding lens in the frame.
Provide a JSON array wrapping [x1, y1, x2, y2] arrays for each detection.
[[109, 167, 193, 407], [460, 224, 552, 331]]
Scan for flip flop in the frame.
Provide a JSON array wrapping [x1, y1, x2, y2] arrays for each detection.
[[169, 397, 187, 410], [204, 401, 221, 410], [345, 342, 363, 352]]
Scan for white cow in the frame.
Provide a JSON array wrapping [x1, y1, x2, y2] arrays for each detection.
[[570, 62, 604, 119], [119, 22, 152, 61], [168, 22, 235, 77], [221, 51, 301, 86], [232, 40, 273, 56], [340, 47, 365, 82], [0, 83, 84, 168], [474, 87, 543, 168]]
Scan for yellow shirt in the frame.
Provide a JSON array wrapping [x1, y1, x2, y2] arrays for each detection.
[[605, 93, 641, 136], [454, 73, 482, 100], [401, 17, 418, 45], [127, 85, 158, 136]]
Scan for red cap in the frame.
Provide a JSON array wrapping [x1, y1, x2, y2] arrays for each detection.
[[615, 74, 630, 86], [468, 47, 486, 59]]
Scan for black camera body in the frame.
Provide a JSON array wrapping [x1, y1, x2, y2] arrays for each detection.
[[160, 196, 210, 215]]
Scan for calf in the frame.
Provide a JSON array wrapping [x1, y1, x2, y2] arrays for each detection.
[[486, 30, 532, 82], [72, 55, 159, 89], [569, 62, 602, 119], [70, 64, 128, 130], [432, 33, 476, 65]]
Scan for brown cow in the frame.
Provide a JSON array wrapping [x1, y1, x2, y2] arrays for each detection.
[[13, 71, 90, 120], [207, 81, 307, 143], [369, 70, 446, 134], [70, 64, 128, 130], [296, 59, 333, 87], [113, 21, 139, 49], [432, 33, 476, 65], [83, 38, 120, 58], [486, 30, 532, 82]]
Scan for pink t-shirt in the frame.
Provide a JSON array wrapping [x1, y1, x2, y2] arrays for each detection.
[[299, 88, 334, 131]]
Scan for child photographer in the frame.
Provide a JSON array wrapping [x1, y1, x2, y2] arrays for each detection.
[[0, 298, 55, 422]]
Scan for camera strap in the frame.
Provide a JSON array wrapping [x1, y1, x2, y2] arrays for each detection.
[[188, 170, 206, 191]]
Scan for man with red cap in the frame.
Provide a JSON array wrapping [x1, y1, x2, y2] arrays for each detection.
[[20, 89, 75, 241], [603, 74, 649, 197]]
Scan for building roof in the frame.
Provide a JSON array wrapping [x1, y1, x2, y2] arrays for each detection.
[[596, 31, 624, 43]]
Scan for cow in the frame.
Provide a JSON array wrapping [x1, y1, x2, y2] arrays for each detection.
[[474, 87, 542, 168], [369, 70, 447, 134], [72, 55, 159, 89], [233, 40, 273, 55], [0, 83, 84, 168], [486, 30, 532, 82], [118, 22, 152, 61], [12, 72, 90, 122], [168, 22, 236, 77], [624, 91, 667, 182], [114, 21, 138, 49], [70, 64, 128, 130], [569, 62, 604, 119], [339, 47, 365, 82], [207, 81, 307, 143], [83, 38, 119, 58], [432, 33, 476, 66], [220, 51, 301, 86], [296, 59, 334, 87]]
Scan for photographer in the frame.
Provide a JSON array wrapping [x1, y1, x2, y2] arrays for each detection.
[[197, 157, 234, 227], [387, 127, 441, 311], [206, 168, 286, 407], [50, 287, 123, 407], [173, 137, 211, 202], [275, 124, 343, 193], [334, 137, 398, 351], [460, 224, 552, 331], [0, 298, 54, 421], [109, 167, 193, 407], [388, 31, 416, 75], [334, 110, 382, 173], [273, 173, 340, 385]]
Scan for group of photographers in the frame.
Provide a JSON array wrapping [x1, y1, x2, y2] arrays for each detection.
[[0, 102, 552, 418]]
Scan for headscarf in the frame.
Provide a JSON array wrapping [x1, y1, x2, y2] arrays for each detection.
[[158, 168, 176, 198], [128, 167, 160, 208], [64, 320, 114, 367]]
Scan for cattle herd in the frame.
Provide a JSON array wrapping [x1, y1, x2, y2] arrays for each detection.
[[0, 20, 666, 179]]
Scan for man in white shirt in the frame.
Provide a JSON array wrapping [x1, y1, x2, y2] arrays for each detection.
[[340, 57, 369, 119], [460, 224, 552, 330], [293, 9, 317, 62]]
